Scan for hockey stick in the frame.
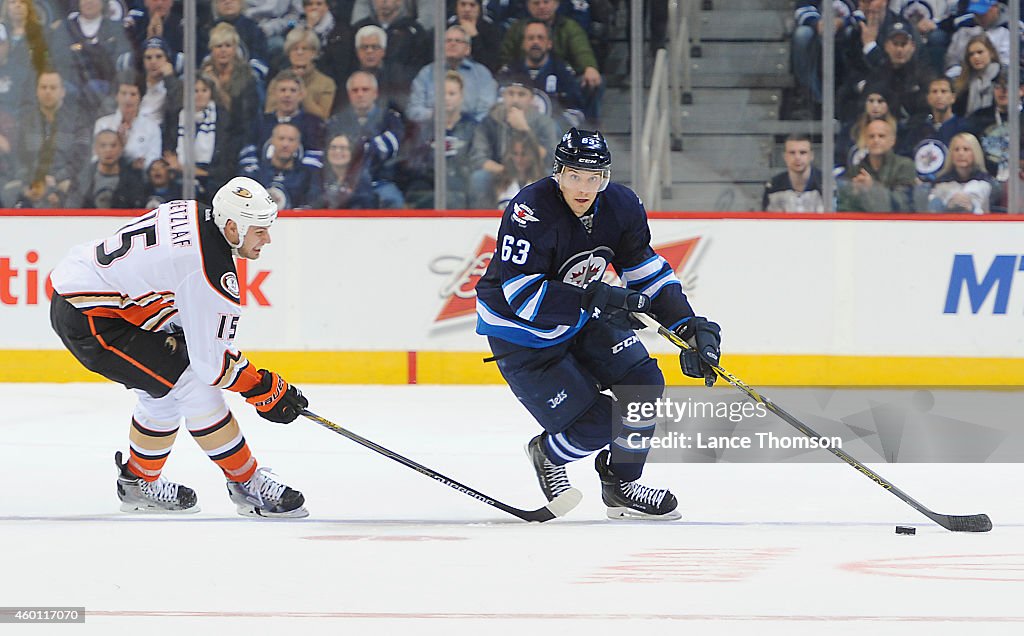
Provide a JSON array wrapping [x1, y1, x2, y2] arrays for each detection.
[[632, 312, 992, 533], [300, 409, 582, 522]]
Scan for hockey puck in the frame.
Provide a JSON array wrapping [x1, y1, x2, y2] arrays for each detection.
[[895, 526, 916, 535]]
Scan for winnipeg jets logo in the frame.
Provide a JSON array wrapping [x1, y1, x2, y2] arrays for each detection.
[[548, 390, 568, 409], [914, 140, 947, 178], [563, 256, 607, 288], [511, 203, 540, 227]]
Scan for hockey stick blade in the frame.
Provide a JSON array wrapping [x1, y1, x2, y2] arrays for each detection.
[[300, 410, 582, 522], [632, 312, 993, 533]]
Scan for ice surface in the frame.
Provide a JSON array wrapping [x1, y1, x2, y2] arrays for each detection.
[[1, 384, 1021, 635]]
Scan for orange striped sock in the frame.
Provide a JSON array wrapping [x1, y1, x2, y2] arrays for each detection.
[[189, 413, 258, 483], [128, 418, 179, 483]]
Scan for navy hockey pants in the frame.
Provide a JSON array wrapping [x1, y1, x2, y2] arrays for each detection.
[[489, 319, 664, 481]]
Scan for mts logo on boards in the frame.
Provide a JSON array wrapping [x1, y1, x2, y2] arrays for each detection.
[[944, 254, 1024, 314]]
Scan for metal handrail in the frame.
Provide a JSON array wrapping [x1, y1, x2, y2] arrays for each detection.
[[638, 2, 693, 209], [640, 49, 670, 210]]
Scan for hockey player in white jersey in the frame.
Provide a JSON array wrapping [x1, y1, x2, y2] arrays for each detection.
[[50, 177, 310, 518]]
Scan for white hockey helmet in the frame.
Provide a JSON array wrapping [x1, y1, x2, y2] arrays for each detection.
[[212, 177, 278, 248]]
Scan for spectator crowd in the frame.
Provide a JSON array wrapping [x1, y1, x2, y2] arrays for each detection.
[[772, 0, 1022, 213], [0, 0, 617, 210]]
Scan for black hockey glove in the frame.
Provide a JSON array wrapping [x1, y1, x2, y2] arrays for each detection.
[[675, 317, 721, 387], [242, 369, 309, 424], [583, 280, 650, 322]]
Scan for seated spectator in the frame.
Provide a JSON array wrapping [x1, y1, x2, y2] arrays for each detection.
[[350, 0, 430, 81], [255, 121, 322, 208], [493, 129, 546, 209], [951, 34, 1000, 118], [400, 70, 478, 208], [407, 25, 496, 123], [836, 84, 898, 169], [48, 0, 133, 117], [902, 75, 969, 179], [142, 157, 182, 208], [247, 0, 303, 58], [67, 129, 147, 208], [210, 0, 271, 84], [3, 70, 91, 208], [266, 26, 336, 120], [123, 0, 184, 66], [841, 20, 931, 125], [200, 22, 260, 165], [500, 0, 602, 121], [164, 76, 239, 200], [763, 133, 825, 212], [94, 70, 162, 172], [791, 1, 857, 110], [927, 131, 999, 213], [469, 69, 559, 208], [347, 24, 415, 111], [555, 0, 613, 70], [295, 0, 352, 88], [890, 0, 956, 74], [326, 70, 406, 208], [139, 38, 182, 133], [501, 18, 584, 128], [313, 131, 378, 209], [838, 0, 913, 85], [837, 118, 918, 211], [944, 0, 1012, 77], [0, 0, 48, 120], [964, 65, 1024, 182], [450, 0, 503, 73], [246, 68, 325, 173]]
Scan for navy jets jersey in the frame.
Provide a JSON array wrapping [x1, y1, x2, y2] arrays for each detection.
[[475, 177, 695, 348]]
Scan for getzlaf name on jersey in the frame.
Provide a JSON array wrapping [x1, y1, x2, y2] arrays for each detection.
[[475, 176, 694, 348], [50, 199, 260, 394]]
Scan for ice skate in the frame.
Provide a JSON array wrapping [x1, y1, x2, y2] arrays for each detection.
[[227, 467, 308, 518], [525, 434, 574, 501], [594, 449, 681, 521], [115, 451, 200, 514]]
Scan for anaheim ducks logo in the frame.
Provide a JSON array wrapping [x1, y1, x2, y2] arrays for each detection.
[[221, 272, 240, 300], [233, 187, 254, 199]]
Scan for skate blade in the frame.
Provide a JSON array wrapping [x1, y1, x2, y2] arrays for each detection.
[[119, 502, 201, 514], [235, 504, 310, 519], [606, 506, 681, 521], [546, 487, 583, 517]]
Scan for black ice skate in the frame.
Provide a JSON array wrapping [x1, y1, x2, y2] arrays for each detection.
[[594, 449, 680, 521], [525, 434, 574, 501], [226, 467, 308, 518], [115, 451, 200, 514]]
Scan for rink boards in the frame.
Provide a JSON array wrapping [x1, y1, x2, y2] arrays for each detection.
[[1, 210, 1022, 385]]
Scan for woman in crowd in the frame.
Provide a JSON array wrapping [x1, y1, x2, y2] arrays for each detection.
[[265, 26, 336, 120], [494, 130, 546, 210], [837, 85, 899, 171], [164, 76, 238, 200], [200, 22, 259, 155], [313, 131, 377, 209], [952, 34, 1001, 119], [927, 132, 999, 214]]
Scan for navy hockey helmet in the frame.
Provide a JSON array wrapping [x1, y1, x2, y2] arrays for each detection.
[[553, 128, 611, 192]]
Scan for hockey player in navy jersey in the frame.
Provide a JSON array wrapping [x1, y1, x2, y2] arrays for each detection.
[[475, 128, 722, 520]]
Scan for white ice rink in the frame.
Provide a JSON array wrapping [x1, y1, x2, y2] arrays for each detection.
[[2, 383, 1022, 635]]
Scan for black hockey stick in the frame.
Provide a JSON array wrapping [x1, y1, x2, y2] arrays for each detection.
[[633, 312, 992, 533], [300, 409, 582, 522]]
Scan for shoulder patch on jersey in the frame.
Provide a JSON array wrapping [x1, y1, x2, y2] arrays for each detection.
[[197, 204, 240, 305], [220, 272, 240, 300], [512, 202, 540, 227]]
